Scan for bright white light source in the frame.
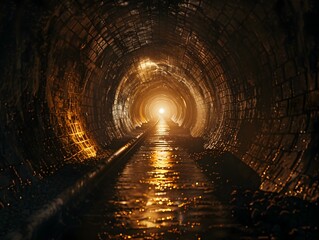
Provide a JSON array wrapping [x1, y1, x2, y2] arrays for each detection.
[[158, 108, 165, 114]]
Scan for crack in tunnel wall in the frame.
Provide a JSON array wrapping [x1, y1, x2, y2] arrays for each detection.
[[0, 0, 318, 209]]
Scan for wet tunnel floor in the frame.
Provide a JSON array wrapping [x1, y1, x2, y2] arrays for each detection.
[[60, 119, 251, 240]]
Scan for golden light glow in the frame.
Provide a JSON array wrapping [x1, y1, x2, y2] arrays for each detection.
[[138, 59, 158, 70], [67, 111, 97, 159], [49, 71, 97, 161], [158, 108, 165, 114], [135, 121, 178, 228], [148, 98, 175, 119]]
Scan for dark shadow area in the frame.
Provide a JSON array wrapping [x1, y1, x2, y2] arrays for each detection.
[[213, 152, 261, 190], [1, 123, 150, 239], [192, 149, 319, 239]]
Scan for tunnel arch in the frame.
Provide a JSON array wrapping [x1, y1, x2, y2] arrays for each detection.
[[0, 0, 318, 208]]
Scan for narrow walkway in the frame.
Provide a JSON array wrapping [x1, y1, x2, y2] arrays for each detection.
[[61, 119, 249, 239]]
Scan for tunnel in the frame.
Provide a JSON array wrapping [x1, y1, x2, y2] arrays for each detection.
[[0, 0, 319, 239]]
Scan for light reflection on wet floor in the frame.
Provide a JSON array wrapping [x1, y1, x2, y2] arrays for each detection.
[[94, 119, 242, 239], [67, 119, 246, 240]]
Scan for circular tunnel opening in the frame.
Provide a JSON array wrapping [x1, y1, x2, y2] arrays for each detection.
[[112, 56, 210, 137]]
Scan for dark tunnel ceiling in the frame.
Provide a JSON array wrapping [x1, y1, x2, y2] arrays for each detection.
[[0, 0, 318, 202]]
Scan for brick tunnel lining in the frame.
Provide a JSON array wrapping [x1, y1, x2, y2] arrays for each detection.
[[0, 0, 318, 205]]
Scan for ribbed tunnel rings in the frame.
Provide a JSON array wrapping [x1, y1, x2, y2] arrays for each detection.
[[0, 0, 318, 202]]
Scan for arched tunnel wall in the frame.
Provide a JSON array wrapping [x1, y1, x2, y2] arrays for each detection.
[[0, 0, 318, 208]]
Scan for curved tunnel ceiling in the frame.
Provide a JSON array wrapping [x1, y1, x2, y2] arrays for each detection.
[[0, 0, 318, 204]]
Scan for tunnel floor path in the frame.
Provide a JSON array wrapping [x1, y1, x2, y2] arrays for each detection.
[[60, 118, 252, 240]]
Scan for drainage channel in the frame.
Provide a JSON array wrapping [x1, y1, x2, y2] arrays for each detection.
[[49, 118, 251, 240]]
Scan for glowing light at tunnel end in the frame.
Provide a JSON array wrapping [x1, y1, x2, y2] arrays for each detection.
[[158, 108, 165, 114]]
